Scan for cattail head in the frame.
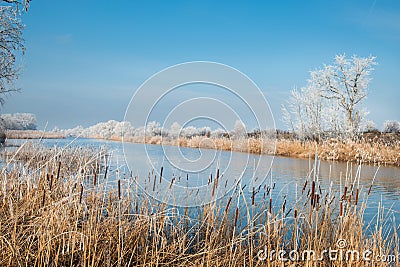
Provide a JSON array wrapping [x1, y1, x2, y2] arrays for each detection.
[[49, 174, 53, 191], [169, 177, 175, 189], [355, 188, 359, 206], [160, 166, 163, 183], [234, 207, 239, 227], [252, 187, 255, 206], [79, 184, 84, 204], [56, 161, 61, 179], [118, 179, 121, 200], [225, 196, 232, 213], [282, 198, 286, 213], [104, 166, 108, 180], [269, 198, 272, 214], [42, 188, 46, 207], [93, 172, 97, 186], [368, 184, 373, 195], [342, 186, 348, 201], [302, 180, 308, 194]]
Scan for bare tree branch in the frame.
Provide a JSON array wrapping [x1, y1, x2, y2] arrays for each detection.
[[0, 1, 27, 104]]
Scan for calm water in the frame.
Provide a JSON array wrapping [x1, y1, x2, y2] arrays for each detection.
[[4, 137, 400, 229]]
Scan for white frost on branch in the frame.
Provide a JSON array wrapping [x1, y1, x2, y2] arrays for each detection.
[[383, 120, 400, 133], [0, 113, 37, 130], [283, 54, 377, 139], [0, 3, 25, 104], [310, 54, 376, 136], [231, 120, 247, 139], [62, 120, 232, 139], [61, 120, 134, 138]]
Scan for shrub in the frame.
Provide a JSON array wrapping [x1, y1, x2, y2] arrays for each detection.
[[383, 120, 400, 133]]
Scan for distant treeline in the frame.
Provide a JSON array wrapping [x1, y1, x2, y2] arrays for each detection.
[[61, 119, 400, 141]]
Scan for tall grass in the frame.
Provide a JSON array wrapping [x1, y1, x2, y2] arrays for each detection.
[[275, 138, 400, 166], [0, 142, 398, 266], [5, 130, 65, 140], [120, 135, 400, 166]]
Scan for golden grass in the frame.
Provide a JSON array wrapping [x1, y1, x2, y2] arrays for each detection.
[[8, 129, 398, 166], [120, 134, 400, 166], [5, 130, 65, 139], [275, 138, 400, 166], [5, 128, 399, 166], [0, 142, 398, 266]]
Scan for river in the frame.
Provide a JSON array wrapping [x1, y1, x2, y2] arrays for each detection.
[[4, 137, 400, 230]]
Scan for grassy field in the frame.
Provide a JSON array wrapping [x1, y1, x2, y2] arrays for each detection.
[[0, 142, 397, 266]]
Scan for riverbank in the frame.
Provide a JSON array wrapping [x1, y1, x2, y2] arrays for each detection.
[[5, 130, 65, 139], [5, 129, 400, 166], [108, 133, 400, 167]]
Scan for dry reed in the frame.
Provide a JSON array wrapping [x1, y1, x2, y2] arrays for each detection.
[[5, 130, 65, 139], [121, 134, 400, 166], [0, 142, 397, 266]]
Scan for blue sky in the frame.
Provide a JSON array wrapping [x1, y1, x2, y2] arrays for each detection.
[[2, 0, 400, 130]]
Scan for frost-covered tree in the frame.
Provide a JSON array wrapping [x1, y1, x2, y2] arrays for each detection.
[[62, 120, 240, 140], [310, 54, 376, 136], [90, 120, 117, 138], [0, 0, 30, 104], [132, 126, 145, 137], [169, 122, 181, 138], [231, 120, 247, 139], [363, 120, 377, 133], [282, 86, 325, 140], [195, 126, 211, 137], [383, 120, 400, 133], [179, 126, 194, 138], [282, 91, 303, 138], [0, 112, 36, 130], [61, 121, 135, 138], [113, 121, 134, 138], [321, 99, 347, 138], [210, 128, 225, 138], [283, 54, 376, 139], [62, 125, 85, 137], [86, 120, 134, 138], [145, 121, 162, 136], [167, 123, 212, 138]]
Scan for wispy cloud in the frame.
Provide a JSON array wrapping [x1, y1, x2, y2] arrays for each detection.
[[349, 6, 400, 40]]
